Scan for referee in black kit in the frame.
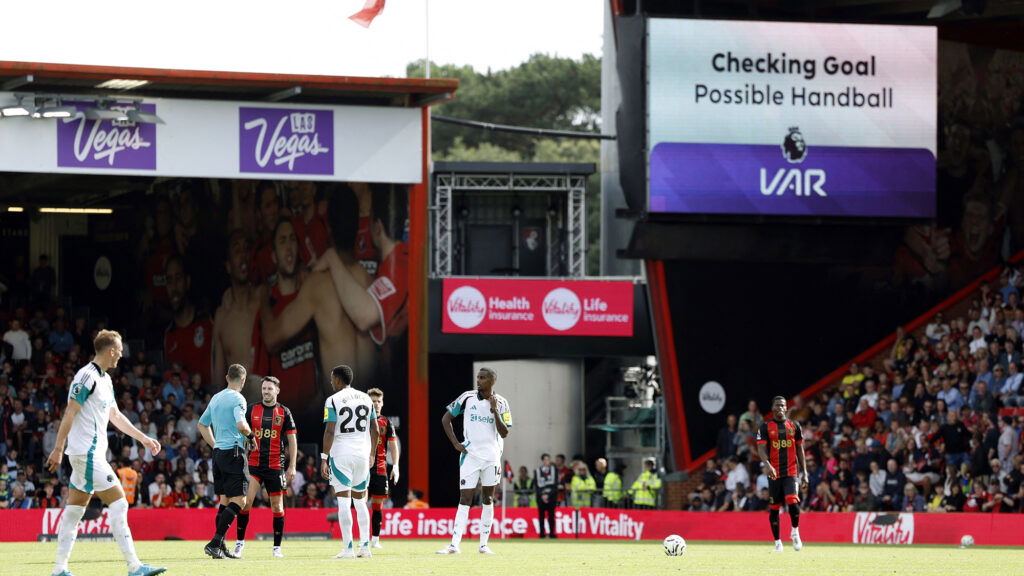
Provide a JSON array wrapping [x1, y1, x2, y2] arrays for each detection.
[[198, 363, 253, 559]]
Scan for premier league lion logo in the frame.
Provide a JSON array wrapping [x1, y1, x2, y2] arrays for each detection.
[[782, 126, 807, 164]]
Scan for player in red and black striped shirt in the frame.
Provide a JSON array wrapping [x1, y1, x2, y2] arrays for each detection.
[[367, 388, 400, 549], [235, 377, 297, 558], [756, 396, 808, 552]]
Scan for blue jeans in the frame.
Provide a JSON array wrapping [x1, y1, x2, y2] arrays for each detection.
[[946, 452, 970, 471]]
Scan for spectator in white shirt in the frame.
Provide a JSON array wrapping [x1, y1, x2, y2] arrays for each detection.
[[925, 312, 950, 342], [724, 457, 750, 494], [997, 416, 1019, 471], [967, 307, 990, 335], [969, 326, 989, 355], [174, 404, 199, 443], [2, 319, 31, 362], [862, 380, 880, 409]]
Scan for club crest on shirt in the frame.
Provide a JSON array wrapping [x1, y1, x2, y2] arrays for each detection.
[[193, 325, 205, 348], [274, 415, 283, 426]]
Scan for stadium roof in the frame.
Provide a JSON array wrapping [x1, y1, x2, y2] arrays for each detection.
[[0, 61, 458, 208], [0, 61, 457, 108]]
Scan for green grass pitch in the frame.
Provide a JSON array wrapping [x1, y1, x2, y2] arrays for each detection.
[[5, 539, 1014, 576]]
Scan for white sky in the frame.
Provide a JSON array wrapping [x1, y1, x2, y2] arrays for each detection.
[[0, 0, 604, 78]]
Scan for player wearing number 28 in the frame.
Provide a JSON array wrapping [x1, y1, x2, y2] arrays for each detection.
[[321, 365, 380, 559], [437, 367, 512, 555]]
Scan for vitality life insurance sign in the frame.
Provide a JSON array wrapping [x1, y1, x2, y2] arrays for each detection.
[[647, 19, 936, 218]]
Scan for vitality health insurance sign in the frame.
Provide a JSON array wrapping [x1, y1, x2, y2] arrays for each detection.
[[442, 278, 634, 337], [57, 102, 158, 170], [647, 19, 936, 218]]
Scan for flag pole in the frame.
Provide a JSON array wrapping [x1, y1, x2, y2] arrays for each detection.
[[424, 0, 431, 78]]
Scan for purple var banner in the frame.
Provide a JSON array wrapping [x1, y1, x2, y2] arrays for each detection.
[[649, 142, 936, 218], [239, 107, 334, 175], [56, 102, 157, 170]]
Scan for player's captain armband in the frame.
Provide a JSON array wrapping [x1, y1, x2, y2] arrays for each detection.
[[502, 412, 512, 426], [324, 406, 337, 422]]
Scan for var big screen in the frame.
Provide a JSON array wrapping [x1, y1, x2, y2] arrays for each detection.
[[647, 19, 937, 218]]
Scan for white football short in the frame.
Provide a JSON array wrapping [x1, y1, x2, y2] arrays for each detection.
[[328, 451, 370, 492], [459, 452, 500, 489], [68, 453, 119, 494]]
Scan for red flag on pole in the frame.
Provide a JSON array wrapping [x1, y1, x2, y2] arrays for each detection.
[[349, 0, 386, 28], [504, 460, 514, 481]]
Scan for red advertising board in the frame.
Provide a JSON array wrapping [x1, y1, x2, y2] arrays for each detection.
[[3, 508, 1021, 546], [442, 278, 634, 336]]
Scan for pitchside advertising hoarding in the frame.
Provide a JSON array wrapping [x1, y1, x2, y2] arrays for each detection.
[[442, 278, 635, 336], [0, 92, 420, 182], [647, 19, 937, 218], [6, 508, 1021, 545]]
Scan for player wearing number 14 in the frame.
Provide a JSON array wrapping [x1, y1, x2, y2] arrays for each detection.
[[437, 367, 512, 555], [322, 365, 380, 559]]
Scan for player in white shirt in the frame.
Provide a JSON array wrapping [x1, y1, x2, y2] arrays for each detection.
[[45, 330, 166, 576], [321, 365, 380, 559], [437, 367, 512, 555]]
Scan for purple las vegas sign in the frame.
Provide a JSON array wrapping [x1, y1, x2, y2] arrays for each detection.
[[57, 102, 158, 170], [239, 107, 334, 175]]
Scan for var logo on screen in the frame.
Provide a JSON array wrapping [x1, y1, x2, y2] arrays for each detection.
[[239, 107, 333, 175], [760, 127, 825, 197]]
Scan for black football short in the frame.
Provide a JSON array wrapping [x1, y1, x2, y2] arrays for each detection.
[[250, 465, 287, 495], [369, 472, 389, 498], [213, 447, 249, 498], [768, 476, 800, 509]]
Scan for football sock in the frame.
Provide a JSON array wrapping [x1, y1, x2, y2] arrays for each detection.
[[372, 501, 383, 537], [353, 496, 370, 545], [215, 504, 226, 536], [109, 498, 141, 571], [769, 509, 781, 541], [214, 503, 241, 545], [788, 503, 801, 529], [54, 504, 86, 574], [338, 497, 353, 549], [273, 512, 285, 547], [236, 509, 250, 542], [480, 503, 494, 546], [451, 504, 470, 546]]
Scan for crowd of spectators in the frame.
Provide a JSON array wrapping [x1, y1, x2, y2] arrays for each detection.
[[0, 257, 345, 511], [707, 268, 1024, 514]]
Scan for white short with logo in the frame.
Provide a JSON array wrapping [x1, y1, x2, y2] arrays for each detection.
[[328, 451, 370, 492], [68, 453, 119, 494], [459, 452, 500, 488]]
